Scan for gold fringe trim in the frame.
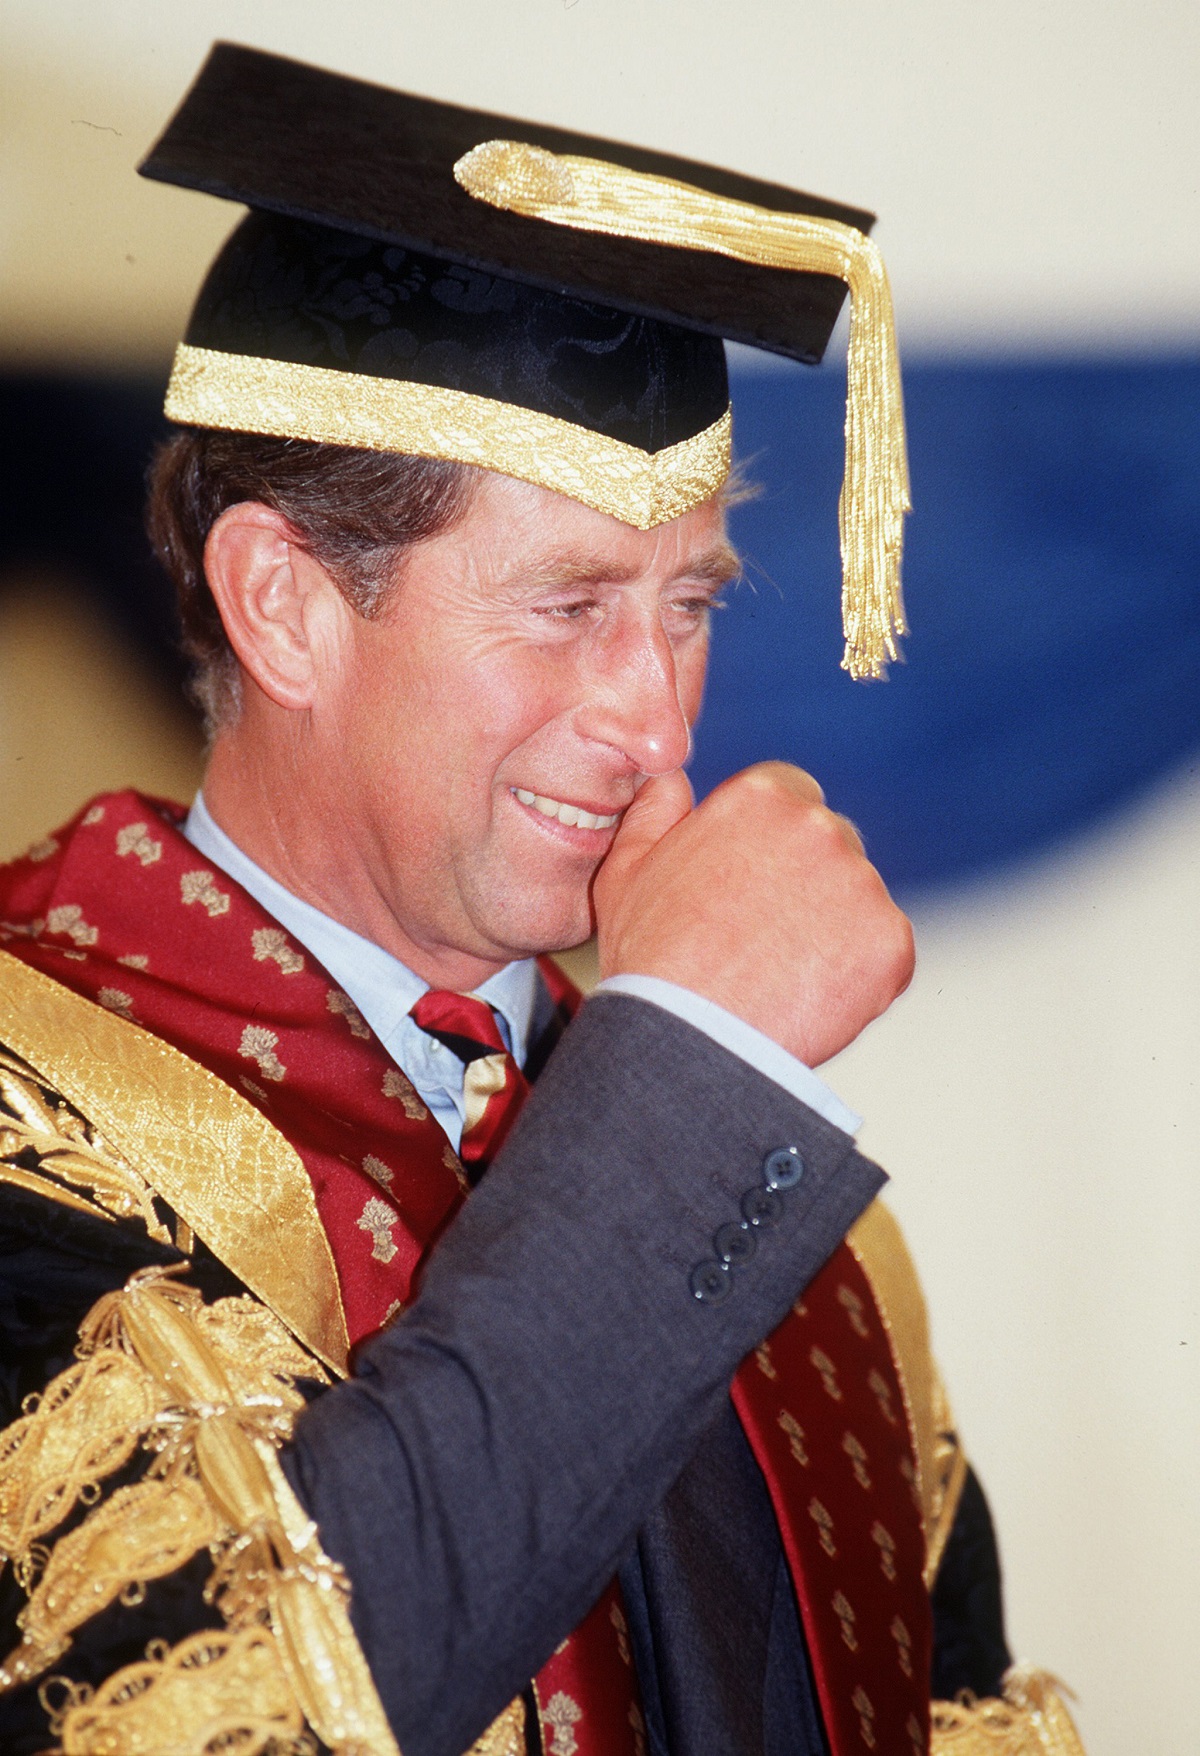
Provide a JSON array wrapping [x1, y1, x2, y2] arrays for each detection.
[[0, 1265, 400, 1756], [932, 1667, 1089, 1754], [455, 138, 910, 680], [165, 344, 732, 533]]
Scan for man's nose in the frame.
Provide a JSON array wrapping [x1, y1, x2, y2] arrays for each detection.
[[574, 619, 694, 776]]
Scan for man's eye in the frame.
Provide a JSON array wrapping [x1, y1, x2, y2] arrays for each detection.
[[537, 601, 593, 621], [677, 595, 726, 617]]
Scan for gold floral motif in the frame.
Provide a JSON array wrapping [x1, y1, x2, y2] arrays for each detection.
[[807, 1497, 836, 1558], [251, 927, 304, 975], [239, 1024, 287, 1083], [541, 1689, 583, 1756], [166, 344, 731, 537], [890, 1614, 914, 1678], [363, 1153, 395, 1189], [837, 1282, 871, 1337], [867, 1366, 899, 1428], [117, 954, 149, 971], [327, 989, 371, 1040], [81, 806, 106, 827], [809, 1346, 842, 1401], [455, 138, 908, 680], [870, 1520, 898, 1582], [442, 1141, 469, 1192], [754, 1341, 778, 1380], [26, 837, 60, 864], [45, 907, 98, 949], [776, 1409, 809, 1466], [180, 870, 231, 918], [115, 822, 162, 867], [852, 1684, 877, 1749], [382, 1067, 429, 1121], [357, 1197, 399, 1264], [841, 1430, 872, 1490], [832, 1590, 858, 1652], [931, 1667, 1088, 1754], [97, 988, 134, 1020]]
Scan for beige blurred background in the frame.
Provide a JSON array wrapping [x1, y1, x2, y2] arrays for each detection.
[[2, 5, 1198, 1751]]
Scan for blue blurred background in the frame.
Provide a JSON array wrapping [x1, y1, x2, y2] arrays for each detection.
[[699, 356, 1200, 894]]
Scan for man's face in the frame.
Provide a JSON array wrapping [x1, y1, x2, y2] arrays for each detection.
[[312, 471, 736, 977]]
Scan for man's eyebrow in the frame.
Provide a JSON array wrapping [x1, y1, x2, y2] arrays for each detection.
[[681, 543, 742, 586], [496, 543, 742, 594]]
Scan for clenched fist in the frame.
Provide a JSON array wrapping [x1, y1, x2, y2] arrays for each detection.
[[593, 762, 914, 1067]]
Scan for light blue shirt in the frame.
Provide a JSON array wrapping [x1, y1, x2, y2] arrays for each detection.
[[184, 794, 860, 1149]]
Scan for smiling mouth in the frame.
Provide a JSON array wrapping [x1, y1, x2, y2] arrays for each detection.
[[512, 788, 622, 831]]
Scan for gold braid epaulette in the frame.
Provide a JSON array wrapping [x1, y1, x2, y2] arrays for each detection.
[[0, 1263, 400, 1756]]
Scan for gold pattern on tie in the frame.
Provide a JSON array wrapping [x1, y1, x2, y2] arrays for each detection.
[[409, 991, 531, 1180], [455, 139, 910, 681]]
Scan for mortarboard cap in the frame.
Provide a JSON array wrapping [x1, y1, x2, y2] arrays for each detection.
[[141, 44, 908, 677]]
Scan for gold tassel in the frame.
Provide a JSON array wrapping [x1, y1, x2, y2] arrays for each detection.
[[455, 139, 910, 680]]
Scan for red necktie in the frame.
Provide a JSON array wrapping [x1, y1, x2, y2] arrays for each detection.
[[409, 989, 531, 1183]]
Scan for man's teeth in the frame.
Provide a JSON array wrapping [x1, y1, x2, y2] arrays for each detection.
[[513, 789, 620, 831]]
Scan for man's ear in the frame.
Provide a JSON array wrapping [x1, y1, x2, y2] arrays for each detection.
[[204, 503, 344, 712]]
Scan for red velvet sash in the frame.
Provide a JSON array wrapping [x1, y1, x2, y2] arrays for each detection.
[[0, 792, 931, 1755]]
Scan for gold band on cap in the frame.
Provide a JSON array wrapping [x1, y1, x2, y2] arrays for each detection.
[[455, 139, 910, 680], [164, 344, 732, 531]]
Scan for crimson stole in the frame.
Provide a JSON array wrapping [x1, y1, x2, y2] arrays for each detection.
[[0, 792, 931, 1755]]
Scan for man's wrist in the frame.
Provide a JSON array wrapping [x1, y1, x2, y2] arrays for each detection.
[[592, 974, 863, 1137]]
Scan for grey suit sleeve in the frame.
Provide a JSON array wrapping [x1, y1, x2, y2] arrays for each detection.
[[284, 994, 886, 1756]]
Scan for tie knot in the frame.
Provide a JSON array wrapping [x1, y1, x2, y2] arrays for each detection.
[[410, 990, 509, 1062]]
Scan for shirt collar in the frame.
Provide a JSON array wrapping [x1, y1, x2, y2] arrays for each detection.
[[182, 792, 540, 1064]]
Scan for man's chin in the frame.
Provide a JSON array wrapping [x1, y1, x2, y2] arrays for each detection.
[[473, 882, 596, 964]]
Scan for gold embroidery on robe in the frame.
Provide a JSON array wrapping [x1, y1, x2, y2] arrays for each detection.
[[0, 1266, 399, 1755], [931, 1666, 1088, 1754]]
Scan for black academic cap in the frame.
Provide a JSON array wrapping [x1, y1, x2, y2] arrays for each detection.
[[141, 44, 908, 676], [140, 42, 873, 367]]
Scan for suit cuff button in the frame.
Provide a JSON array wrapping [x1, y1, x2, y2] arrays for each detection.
[[689, 1260, 733, 1304], [714, 1219, 757, 1265], [762, 1146, 805, 1191], [741, 1186, 784, 1228]]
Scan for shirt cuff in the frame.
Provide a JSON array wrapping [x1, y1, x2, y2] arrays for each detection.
[[592, 974, 862, 1137]]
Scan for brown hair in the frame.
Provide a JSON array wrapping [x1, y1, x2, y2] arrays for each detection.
[[146, 429, 478, 731]]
